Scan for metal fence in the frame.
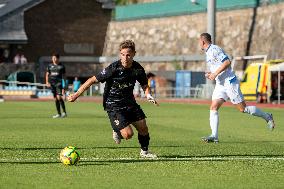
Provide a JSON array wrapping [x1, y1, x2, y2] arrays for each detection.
[[153, 84, 214, 99], [0, 80, 215, 100]]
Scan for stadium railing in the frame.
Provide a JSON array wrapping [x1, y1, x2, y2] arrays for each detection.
[[132, 84, 213, 99], [0, 80, 214, 100]]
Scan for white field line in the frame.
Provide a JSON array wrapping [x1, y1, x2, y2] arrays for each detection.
[[0, 156, 284, 162]]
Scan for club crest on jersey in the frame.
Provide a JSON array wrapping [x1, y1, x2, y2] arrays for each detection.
[[101, 69, 106, 75], [114, 120, 119, 126]]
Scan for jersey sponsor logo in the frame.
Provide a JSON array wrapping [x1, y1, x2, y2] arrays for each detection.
[[117, 82, 133, 89], [50, 72, 59, 76]]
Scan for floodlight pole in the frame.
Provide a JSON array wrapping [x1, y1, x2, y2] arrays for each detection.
[[205, 0, 216, 96], [207, 0, 216, 44]]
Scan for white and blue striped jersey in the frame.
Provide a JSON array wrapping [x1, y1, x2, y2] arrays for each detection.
[[205, 44, 236, 84]]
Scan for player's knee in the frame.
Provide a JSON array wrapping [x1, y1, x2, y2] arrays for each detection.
[[121, 130, 134, 140], [138, 127, 149, 136], [124, 132, 134, 140], [210, 106, 218, 111], [138, 131, 148, 137]]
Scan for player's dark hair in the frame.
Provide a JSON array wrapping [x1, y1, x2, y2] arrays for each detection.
[[119, 40, 135, 52], [52, 53, 60, 59], [200, 33, 212, 43]]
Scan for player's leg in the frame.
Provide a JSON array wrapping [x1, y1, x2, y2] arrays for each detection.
[[132, 119, 157, 158], [202, 84, 227, 143], [132, 119, 149, 151], [112, 125, 134, 144], [202, 99, 224, 143], [235, 101, 275, 130], [50, 85, 61, 118], [120, 126, 134, 140], [58, 96, 67, 117], [56, 84, 67, 117], [124, 105, 156, 158], [107, 110, 134, 144], [54, 97, 61, 118], [226, 78, 275, 130]]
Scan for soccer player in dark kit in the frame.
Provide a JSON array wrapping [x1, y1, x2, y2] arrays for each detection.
[[68, 40, 158, 158], [46, 53, 67, 118]]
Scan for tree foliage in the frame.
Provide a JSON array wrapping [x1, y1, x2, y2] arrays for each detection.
[[115, 0, 139, 5]]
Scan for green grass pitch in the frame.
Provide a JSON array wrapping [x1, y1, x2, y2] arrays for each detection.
[[0, 101, 283, 189]]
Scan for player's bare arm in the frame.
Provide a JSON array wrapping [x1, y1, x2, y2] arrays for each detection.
[[68, 76, 98, 102], [208, 60, 231, 80], [142, 84, 158, 106], [45, 72, 50, 87]]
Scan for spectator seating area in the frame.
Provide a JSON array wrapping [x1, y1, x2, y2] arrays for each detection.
[[37, 90, 53, 98], [0, 85, 37, 96], [0, 80, 53, 99]]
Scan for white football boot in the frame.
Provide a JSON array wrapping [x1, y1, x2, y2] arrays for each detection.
[[112, 131, 121, 144], [52, 114, 61, 118], [201, 135, 219, 143], [61, 112, 67, 118], [267, 113, 275, 130], [140, 150, 157, 159]]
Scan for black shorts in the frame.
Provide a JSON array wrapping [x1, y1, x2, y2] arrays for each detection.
[[50, 82, 63, 97], [107, 106, 146, 132]]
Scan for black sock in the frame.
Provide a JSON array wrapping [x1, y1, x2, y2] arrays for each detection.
[[138, 133, 150, 151], [59, 99, 66, 113], [117, 131, 123, 139], [55, 99, 61, 115]]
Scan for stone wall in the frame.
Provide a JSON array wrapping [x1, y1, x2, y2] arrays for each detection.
[[23, 0, 111, 62], [12, 0, 112, 83], [104, 2, 284, 72]]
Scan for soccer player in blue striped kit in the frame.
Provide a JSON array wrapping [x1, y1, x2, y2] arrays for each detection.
[[199, 33, 275, 143]]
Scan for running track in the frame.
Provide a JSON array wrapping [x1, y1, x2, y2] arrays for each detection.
[[2, 96, 284, 109]]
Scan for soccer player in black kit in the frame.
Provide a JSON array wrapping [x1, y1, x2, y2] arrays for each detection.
[[68, 40, 158, 158], [46, 53, 67, 118]]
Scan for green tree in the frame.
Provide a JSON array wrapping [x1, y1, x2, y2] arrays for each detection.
[[115, 0, 139, 5]]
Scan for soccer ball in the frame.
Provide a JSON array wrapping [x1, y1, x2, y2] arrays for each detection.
[[60, 146, 80, 165]]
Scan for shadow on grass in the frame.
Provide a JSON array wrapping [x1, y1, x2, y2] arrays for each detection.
[[220, 141, 284, 144], [0, 161, 60, 164], [0, 161, 109, 166], [0, 145, 186, 151], [160, 154, 284, 158], [76, 162, 110, 166]]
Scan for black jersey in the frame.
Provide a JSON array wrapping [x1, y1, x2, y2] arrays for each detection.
[[47, 63, 65, 84], [95, 60, 148, 111]]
